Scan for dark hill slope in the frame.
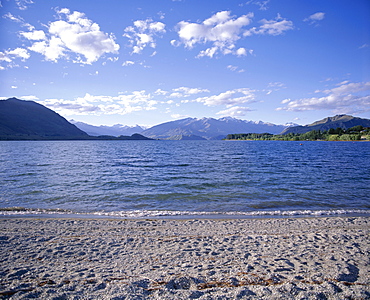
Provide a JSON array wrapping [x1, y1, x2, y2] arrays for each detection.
[[281, 115, 370, 135], [0, 98, 88, 139]]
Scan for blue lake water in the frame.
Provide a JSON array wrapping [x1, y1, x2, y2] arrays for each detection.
[[0, 140, 369, 218]]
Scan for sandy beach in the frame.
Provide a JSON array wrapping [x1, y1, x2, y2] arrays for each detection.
[[0, 217, 369, 299]]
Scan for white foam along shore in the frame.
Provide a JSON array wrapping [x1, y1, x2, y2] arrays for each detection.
[[0, 217, 369, 299]]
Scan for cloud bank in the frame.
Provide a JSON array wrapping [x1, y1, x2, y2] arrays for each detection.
[[38, 91, 157, 116], [277, 81, 370, 114]]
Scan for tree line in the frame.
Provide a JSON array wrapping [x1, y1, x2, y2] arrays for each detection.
[[225, 126, 370, 141]]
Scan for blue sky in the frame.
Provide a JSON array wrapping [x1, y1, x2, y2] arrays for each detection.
[[1, 0, 369, 127]]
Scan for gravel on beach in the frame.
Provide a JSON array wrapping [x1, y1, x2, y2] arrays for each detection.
[[0, 217, 369, 299]]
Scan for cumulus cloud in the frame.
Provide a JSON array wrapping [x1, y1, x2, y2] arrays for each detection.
[[21, 8, 119, 64], [216, 106, 252, 117], [175, 11, 254, 58], [37, 91, 158, 116], [20, 30, 46, 40], [304, 12, 325, 25], [195, 88, 255, 106], [123, 19, 165, 54], [174, 11, 293, 57], [276, 81, 370, 114], [0, 47, 30, 69], [244, 14, 293, 36]]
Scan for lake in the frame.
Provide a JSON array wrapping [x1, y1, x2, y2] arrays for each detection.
[[0, 140, 369, 218]]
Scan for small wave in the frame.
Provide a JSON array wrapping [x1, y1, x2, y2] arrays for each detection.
[[0, 207, 74, 215], [0, 207, 369, 219], [93, 209, 370, 218]]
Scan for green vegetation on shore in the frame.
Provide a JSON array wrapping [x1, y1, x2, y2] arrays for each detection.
[[225, 126, 370, 141]]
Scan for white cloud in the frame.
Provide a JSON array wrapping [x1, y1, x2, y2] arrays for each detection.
[[169, 92, 183, 98], [165, 87, 210, 99], [20, 30, 46, 40], [268, 82, 285, 88], [175, 11, 254, 58], [123, 19, 165, 54], [324, 81, 370, 95], [266, 81, 286, 94], [22, 8, 119, 64], [227, 65, 238, 72], [0, 47, 30, 69], [122, 60, 135, 66], [227, 65, 245, 73], [15, 0, 34, 10], [171, 113, 189, 119], [38, 91, 157, 116], [5, 48, 30, 60], [243, 0, 270, 11], [3, 12, 34, 30], [20, 95, 38, 100], [174, 11, 293, 57], [216, 106, 252, 117], [195, 88, 255, 106], [154, 89, 168, 96], [170, 39, 181, 47], [277, 81, 370, 114], [172, 87, 209, 95], [236, 47, 247, 56], [3, 12, 21, 22], [244, 14, 293, 36], [163, 86, 209, 98], [304, 12, 325, 25]]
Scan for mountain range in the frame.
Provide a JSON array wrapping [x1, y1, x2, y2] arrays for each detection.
[[281, 114, 370, 135], [1, 98, 370, 140], [72, 117, 294, 140], [70, 120, 145, 137], [139, 117, 294, 140]]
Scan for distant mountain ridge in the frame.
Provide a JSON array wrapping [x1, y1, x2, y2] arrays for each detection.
[[141, 117, 293, 140], [282, 115, 370, 135], [0, 98, 88, 139], [71, 120, 145, 137]]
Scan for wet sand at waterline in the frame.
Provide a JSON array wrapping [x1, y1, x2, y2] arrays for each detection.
[[0, 217, 369, 299]]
